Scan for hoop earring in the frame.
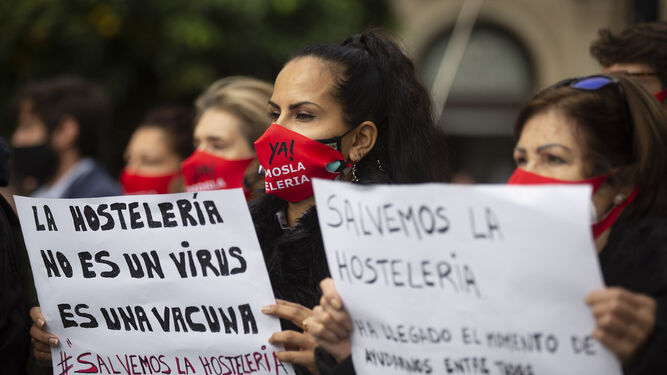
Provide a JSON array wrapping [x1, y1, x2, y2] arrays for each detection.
[[352, 163, 359, 183]]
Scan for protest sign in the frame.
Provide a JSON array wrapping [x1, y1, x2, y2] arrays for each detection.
[[313, 179, 622, 375], [15, 190, 294, 375]]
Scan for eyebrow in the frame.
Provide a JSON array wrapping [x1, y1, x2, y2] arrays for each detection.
[[513, 144, 573, 153], [268, 100, 323, 111]]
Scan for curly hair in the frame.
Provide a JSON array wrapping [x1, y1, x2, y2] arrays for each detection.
[[590, 22, 667, 89]]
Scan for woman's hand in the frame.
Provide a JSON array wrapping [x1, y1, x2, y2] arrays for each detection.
[[262, 299, 319, 374], [308, 278, 353, 363], [586, 287, 657, 365], [29, 306, 59, 366]]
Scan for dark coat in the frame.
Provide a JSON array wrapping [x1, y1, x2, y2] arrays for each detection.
[[60, 160, 121, 199], [250, 194, 330, 331], [599, 215, 667, 374]]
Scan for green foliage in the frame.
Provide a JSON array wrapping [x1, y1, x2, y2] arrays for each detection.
[[0, 0, 391, 169]]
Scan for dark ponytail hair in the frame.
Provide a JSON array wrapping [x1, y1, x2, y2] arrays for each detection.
[[289, 29, 449, 183]]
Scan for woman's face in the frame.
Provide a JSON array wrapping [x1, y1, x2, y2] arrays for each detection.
[[513, 110, 590, 180], [124, 126, 181, 175], [268, 57, 353, 157], [193, 109, 255, 159], [514, 109, 619, 231]]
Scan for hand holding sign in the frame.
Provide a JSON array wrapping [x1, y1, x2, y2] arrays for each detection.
[[263, 300, 319, 373], [586, 287, 657, 364], [308, 278, 353, 363], [29, 306, 57, 365]]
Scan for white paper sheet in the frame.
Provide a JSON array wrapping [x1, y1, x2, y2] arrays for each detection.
[[313, 180, 622, 375], [16, 189, 294, 375]]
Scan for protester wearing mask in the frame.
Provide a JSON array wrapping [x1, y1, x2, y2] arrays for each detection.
[[254, 30, 449, 374], [307, 74, 667, 375], [590, 22, 667, 108], [11, 76, 121, 198], [121, 106, 194, 194], [181, 76, 272, 200]]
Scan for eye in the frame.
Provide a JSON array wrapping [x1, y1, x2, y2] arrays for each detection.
[[212, 142, 226, 151], [268, 111, 280, 121], [296, 112, 315, 121], [546, 154, 565, 164], [513, 156, 526, 166]]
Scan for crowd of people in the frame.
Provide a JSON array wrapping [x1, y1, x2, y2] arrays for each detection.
[[1, 21, 666, 375]]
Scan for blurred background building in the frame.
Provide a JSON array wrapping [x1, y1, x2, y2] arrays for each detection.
[[0, 0, 664, 183], [393, 0, 665, 182]]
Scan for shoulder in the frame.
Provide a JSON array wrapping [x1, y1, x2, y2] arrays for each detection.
[[601, 216, 667, 295], [64, 162, 122, 198]]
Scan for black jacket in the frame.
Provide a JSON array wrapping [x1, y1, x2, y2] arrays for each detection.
[[599, 215, 667, 374], [250, 194, 330, 331]]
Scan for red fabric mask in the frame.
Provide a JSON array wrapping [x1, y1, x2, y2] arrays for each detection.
[[655, 89, 667, 103], [254, 124, 349, 202], [507, 168, 609, 192], [120, 169, 179, 195], [507, 168, 635, 238], [181, 149, 253, 194]]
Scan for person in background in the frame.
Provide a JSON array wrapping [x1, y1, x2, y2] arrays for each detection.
[[181, 76, 272, 200], [121, 105, 194, 194], [591, 22, 667, 108], [308, 74, 667, 375], [254, 29, 449, 374], [11, 76, 121, 198]]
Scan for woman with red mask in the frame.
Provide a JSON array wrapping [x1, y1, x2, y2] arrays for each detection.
[[506, 74, 667, 374], [253, 30, 449, 374], [181, 76, 273, 200], [121, 106, 194, 194], [306, 74, 667, 375]]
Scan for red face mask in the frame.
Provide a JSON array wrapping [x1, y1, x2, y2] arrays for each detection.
[[507, 168, 636, 238], [120, 169, 179, 195], [180, 149, 254, 195], [254, 124, 349, 203], [655, 89, 667, 103]]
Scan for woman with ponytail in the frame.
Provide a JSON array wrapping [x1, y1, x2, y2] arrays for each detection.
[[254, 29, 449, 374]]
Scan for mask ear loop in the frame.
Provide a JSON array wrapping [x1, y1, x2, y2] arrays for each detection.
[[320, 124, 361, 174]]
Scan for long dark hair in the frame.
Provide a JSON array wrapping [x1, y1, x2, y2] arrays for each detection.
[[514, 73, 667, 220], [289, 29, 449, 183]]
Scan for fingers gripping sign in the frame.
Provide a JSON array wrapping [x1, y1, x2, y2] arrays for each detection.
[[263, 299, 319, 374], [586, 287, 657, 365], [308, 278, 353, 363], [30, 306, 60, 366]]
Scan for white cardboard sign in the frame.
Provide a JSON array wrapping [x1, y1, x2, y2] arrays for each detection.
[[313, 180, 622, 375], [15, 190, 294, 375]]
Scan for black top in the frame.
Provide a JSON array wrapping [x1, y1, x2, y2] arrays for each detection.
[[599, 215, 667, 374], [250, 194, 331, 332]]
